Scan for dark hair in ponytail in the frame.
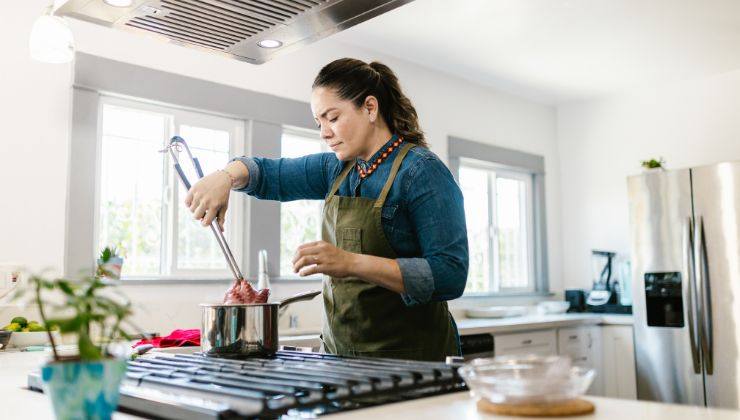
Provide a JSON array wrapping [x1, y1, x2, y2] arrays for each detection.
[[312, 58, 428, 148]]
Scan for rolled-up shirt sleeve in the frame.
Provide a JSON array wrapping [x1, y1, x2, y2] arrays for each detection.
[[397, 156, 469, 305], [231, 153, 340, 201], [232, 157, 261, 194]]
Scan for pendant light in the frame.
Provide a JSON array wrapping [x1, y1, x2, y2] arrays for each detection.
[[29, 5, 75, 64]]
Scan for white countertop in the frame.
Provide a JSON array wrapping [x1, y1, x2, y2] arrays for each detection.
[[279, 313, 634, 348], [0, 350, 135, 419], [2, 349, 738, 420], [329, 391, 740, 420], [455, 313, 633, 335]]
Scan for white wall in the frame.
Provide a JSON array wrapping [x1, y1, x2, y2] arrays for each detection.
[[0, 4, 73, 273], [1, 1, 559, 333], [557, 69, 740, 290]]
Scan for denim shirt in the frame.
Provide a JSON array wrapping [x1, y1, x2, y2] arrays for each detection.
[[233, 136, 469, 307]]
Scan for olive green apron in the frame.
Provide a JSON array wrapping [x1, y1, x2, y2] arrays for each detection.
[[320, 143, 459, 361]]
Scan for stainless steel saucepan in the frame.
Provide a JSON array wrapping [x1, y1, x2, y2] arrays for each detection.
[[200, 290, 321, 357]]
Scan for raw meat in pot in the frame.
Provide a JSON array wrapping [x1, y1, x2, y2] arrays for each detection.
[[223, 279, 270, 304]]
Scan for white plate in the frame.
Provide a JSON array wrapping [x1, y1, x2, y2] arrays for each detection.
[[466, 306, 528, 319], [8, 331, 62, 348], [537, 301, 571, 314]]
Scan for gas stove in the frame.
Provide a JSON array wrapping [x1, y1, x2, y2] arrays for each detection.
[[28, 350, 467, 419]]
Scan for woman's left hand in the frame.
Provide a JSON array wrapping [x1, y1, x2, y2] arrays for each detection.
[[292, 241, 356, 277]]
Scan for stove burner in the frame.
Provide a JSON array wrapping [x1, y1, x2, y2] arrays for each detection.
[[29, 351, 467, 419]]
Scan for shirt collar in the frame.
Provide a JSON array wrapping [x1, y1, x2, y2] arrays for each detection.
[[356, 134, 399, 170]]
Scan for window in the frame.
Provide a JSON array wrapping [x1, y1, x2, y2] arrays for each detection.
[[97, 97, 244, 279], [459, 158, 535, 294], [279, 127, 326, 276]]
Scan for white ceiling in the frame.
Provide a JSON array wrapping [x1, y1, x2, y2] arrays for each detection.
[[333, 0, 740, 104]]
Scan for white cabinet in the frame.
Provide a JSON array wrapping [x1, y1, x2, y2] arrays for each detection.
[[557, 326, 603, 396], [601, 325, 637, 399], [489, 323, 636, 400], [494, 329, 557, 357]]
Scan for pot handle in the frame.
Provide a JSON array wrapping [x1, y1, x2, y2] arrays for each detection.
[[278, 290, 321, 308]]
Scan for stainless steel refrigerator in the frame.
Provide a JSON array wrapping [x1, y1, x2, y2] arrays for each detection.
[[627, 162, 740, 409]]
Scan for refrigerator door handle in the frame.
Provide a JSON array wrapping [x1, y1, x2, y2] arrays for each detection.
[[694, 216, 714, 375], [684, 216, 701, 374]]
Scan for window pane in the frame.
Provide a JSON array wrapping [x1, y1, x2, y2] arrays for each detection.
[[496, 177, 529, 289], [280, 131, 323, 276], [99, 105, 166, 276], [459, 165, 491, 293], [176, 125, 231, 271]]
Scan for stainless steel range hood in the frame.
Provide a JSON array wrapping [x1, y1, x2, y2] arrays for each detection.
[[56, 0, 413, 64]]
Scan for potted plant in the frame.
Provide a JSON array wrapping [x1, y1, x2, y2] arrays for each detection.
[[19, 272, 134, 420], [640, 157, 666, 171], [97, 246, 123, 280]]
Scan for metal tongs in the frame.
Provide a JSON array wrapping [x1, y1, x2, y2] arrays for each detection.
[[161, 136, 244, 282]]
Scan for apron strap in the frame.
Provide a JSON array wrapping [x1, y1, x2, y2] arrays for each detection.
[[374, 142, 415, 208], [326, 161, 354, 201], [325, 142, 416, 205]]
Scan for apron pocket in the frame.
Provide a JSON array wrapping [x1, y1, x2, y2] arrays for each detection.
[[340, 227, 362, 253]]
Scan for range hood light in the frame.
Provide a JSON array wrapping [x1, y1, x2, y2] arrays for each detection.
[[103, 0, 134, 7], [29, 6, 75, 64], [257, 39, 282, 49]]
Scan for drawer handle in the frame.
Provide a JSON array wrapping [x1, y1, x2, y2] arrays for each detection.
[[575, 357, 587, 362], [521, 339, 533, 345], [569, 335, 578, 340]]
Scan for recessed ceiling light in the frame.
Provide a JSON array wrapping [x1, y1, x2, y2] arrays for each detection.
[[257, 39, 282, 49], [104, 0, 134, 7]]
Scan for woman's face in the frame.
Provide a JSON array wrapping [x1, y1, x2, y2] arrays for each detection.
[[311, 86, 375, 161]]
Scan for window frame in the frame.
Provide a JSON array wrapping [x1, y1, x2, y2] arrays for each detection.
[[65, 53, 345, 284], [278, 125, 326, 279], [449, 136, 549, 297], [459, 158, 536, 294], [94, 95, 246, 280]]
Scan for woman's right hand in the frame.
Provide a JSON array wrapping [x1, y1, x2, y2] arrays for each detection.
[[185, 162, 248, 231]]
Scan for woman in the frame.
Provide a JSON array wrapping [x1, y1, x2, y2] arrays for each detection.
[[186, 58, 468, 361]]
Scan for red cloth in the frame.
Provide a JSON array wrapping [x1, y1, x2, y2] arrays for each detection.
[[133, 329, 200, 348]]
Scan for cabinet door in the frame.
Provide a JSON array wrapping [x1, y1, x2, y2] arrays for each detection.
[[494, 330, 557, 356], [602, 325, 637, 399], [558, 326, 603, 396], [558, 327, 590, 357]]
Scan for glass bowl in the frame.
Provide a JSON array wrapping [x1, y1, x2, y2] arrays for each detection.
[[458, 354, 595, 404]]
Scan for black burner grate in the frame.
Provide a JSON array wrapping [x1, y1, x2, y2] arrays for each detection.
[[118, 351, 467, 419]]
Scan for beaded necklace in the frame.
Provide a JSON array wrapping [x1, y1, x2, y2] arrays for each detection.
[[357, 137, 404, 179]]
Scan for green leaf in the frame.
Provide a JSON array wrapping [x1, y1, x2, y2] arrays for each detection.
[[640, 157, 665, 169], [47, 316, 83, 333], [100, 247, 112, 262], [55, 280, 75, 296]]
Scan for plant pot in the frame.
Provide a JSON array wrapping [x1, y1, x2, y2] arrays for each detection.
[[97, 257, 123, 280], [41, 358, 127, 420]]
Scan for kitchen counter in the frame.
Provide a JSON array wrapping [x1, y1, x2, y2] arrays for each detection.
[[2, 349, 738, 420], [329, 391, 740, 420], [279, 313, 634, 349], [454, 312, 633, 335], [0, 350, 134, 419]]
